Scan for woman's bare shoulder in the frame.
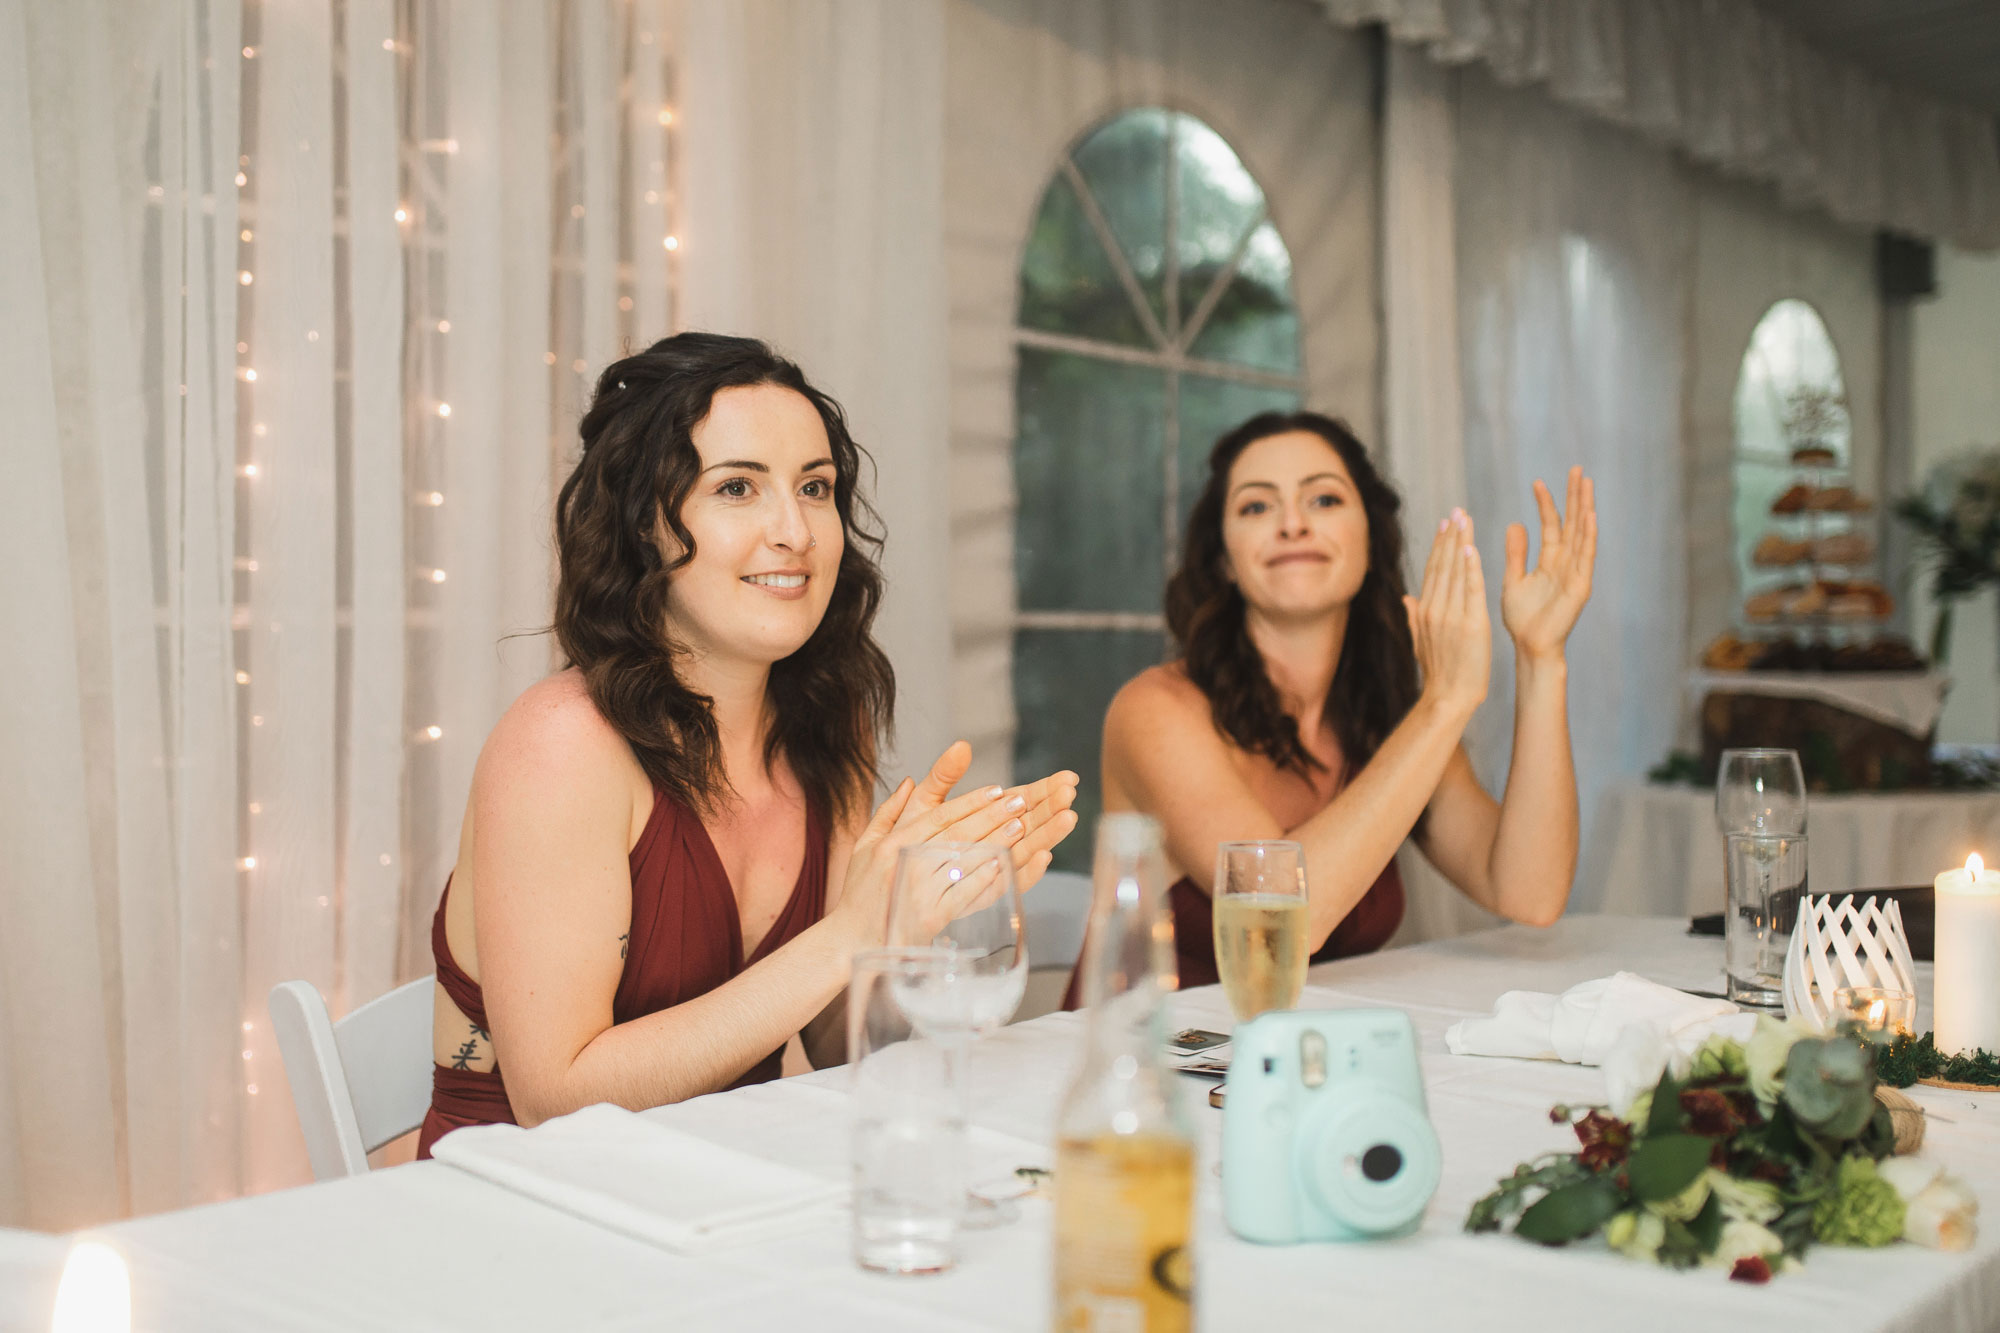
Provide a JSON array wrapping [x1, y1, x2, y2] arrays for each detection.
[[477, 669, 646, 800], [1107, 662, 1208, 727]]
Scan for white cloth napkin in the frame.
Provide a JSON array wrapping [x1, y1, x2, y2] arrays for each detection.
[[1445, 971, 1758, 1099], [431, 1103, 846, 1254]]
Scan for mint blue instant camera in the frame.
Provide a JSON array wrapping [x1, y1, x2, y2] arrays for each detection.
[[1221, 1008, 1442, 1243]]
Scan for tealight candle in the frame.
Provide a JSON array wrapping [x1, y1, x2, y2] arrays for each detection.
[[1934, 852, 2000, 1054], [1834, 985, 1915, 1039]]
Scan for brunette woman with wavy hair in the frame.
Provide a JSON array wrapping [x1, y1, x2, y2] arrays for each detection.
[[418, 333, 1077, 1153], [1074, 410, 1595, 1000]]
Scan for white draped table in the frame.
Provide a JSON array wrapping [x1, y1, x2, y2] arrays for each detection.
[[1589, 780, 2000, 919], [38, 918, 2000, 1331]]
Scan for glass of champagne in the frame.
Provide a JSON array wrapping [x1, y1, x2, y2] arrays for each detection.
[[1213, 840, 1309, 1021], [884, 842, 1027, 1227]]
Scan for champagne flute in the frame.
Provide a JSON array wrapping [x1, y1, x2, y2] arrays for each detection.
[[884, 842, 1027, 1227], [1715, 748, 1807, 836], [1213, 840, 1309, 1021]]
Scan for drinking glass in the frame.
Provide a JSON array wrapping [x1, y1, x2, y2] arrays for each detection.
[[1715, 748, 1807, 836], [849, 948, 965, 1275], [884, 842, 1026, 1226], [1724, 832, 1808, 1009], [1213, 840, 1310, 1021]]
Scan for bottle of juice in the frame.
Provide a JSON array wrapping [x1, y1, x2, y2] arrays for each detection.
[[1053, 814, 1195, 1332]]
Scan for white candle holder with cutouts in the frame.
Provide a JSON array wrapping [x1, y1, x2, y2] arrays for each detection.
[[1781, 894, 1918, 1034]]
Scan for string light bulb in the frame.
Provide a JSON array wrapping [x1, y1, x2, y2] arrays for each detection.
[[239, 463, 259, 477], [435, 402, 451, 418], [437, 319, 451, 333], [394, 206, 409, 223], [428, 568, 448, 583], [424, 725, 443, 740], [238, 856, 257, 870], [235, 670, 250, 684], [242, 45, 255, 58], [426, 491, 444, 506], [663, 235, 679, 251], [238, 270, 253, 285], [658, 108, 675, 126], [235, 172, 247, 187]]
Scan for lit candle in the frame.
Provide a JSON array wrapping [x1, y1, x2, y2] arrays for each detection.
[[1834, 986, 1915, 1038], [1934, 852, 2000, 1054]]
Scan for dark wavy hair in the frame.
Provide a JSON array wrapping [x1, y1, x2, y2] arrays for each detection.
[[552, 332, 894, 822], [1166, 411, 1419, 787]]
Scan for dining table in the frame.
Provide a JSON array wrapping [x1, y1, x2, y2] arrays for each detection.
[[20, 915, 2000, 1331]]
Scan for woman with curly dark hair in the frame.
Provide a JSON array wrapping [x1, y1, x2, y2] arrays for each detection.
[[1073, 411, 1594, 1001], [418, 333, 1077, 1154]]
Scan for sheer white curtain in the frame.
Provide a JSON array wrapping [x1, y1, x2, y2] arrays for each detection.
[[1453, 65, 1692, 923], [1, 0, 675, 1229], [672, 0, 954, 780]]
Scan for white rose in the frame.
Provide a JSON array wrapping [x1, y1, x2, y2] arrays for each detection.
[[1606, 1209, 1666, 1263], [1706, 1169, 1783, 1225], [1878, 1157, 1979, 1251], [1706, 1218, 1786, 1272], [1744, 1016, 1807, 1112]]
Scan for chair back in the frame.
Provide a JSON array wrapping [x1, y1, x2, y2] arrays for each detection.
[[269, 976, 434, 1180], [1017, 869, 1093, 1021]]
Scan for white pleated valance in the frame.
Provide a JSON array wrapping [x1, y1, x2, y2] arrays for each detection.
[[1319, 0, 2000, 250]]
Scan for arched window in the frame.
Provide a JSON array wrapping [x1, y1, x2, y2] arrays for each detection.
[[1013, 108, 1303, 867], [1731, 300, 1858, 616]]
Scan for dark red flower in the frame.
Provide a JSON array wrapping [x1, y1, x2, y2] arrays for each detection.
[[1730, 1256, 1773, 1284], [1680, 1087, 1744, 1138], [1573, 1110, 1632, 1171]]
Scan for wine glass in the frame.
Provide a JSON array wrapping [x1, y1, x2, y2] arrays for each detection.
[[1715, 748, 1807, 836], [1213, 840, 1309, 1021], [884, 842, 1026, 1227]]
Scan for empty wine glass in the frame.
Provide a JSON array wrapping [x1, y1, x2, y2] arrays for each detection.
[[1715, 748, 1807, 836], [884, 842, 1026, 1227]]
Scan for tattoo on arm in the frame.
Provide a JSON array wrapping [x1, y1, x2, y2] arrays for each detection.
[[450, 1023, 488, 1071], [618, 931, 629, 960]]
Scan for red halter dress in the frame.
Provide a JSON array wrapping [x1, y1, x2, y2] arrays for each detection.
[[416, 792, 827, 1158]]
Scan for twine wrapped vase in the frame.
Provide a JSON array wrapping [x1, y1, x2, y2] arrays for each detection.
[[1782, 894, 1919, 1033]]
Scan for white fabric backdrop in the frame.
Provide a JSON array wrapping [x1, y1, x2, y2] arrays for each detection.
[[1, 0, 677, 1230], [1443, 66, 1694, 932], [672, 0, 955, 783], [1318, 0, 2000, 251]]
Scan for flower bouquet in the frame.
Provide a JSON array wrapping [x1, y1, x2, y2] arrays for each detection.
[[1466, 1020, 1978, 1281], [1894, 447, 2000, 662]]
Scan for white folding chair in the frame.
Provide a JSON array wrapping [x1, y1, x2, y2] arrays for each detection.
[[1017, 869, 1094, 1021], [269, 977, 434, 1180]]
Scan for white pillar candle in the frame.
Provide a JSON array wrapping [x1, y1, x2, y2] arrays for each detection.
[[1935, 853, 2000, 1055]]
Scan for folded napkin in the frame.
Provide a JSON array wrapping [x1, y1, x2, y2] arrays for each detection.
[[1446, 972, 1759, 1107], [431, 1103, 846, 1254]]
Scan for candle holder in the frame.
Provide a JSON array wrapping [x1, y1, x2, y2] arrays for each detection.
[[1833, 985, 1917, 1039], [1782, 894, 1918, 1034]]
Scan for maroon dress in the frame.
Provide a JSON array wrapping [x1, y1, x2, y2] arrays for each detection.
[[416, 791, 827, 1158], [1060, 858, 1404, 1010]]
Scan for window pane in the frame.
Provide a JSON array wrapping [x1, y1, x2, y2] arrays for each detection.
[[1071, 109, 1169, 335], [1012, 628, 1168, 873], [1015, 347, 1166, 612], [1731, 300, 1852, 597], [1018, 173, 1151, 347], [1186, 219, 1300, 375], [1177, 374, 1303, 531], [1173, 115, 1266, 333]]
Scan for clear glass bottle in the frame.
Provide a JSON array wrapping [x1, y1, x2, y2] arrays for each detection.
[[1052, 814, 1196, 1332]]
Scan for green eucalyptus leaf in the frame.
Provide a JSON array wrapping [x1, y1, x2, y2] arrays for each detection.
[[1784, 1036, 1876, 1140], [1515, 1177, 1622, 1245], [1626, 1134, 1712, 1202], [1647, 1071, 1687, 1137]]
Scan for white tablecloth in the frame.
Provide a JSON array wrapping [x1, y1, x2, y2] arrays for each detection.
[[39, 918, 2000, 1332], [1589, 780, 2000, 918]]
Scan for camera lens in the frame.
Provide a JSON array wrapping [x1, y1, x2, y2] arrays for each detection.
[[1360, 1144, 1402, 1182]]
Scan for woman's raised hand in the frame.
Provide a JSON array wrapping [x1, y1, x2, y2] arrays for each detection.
[[833, 742, 1079, 946], [1403, 509, 1491, 718], [1500, 466, 1597, 661]]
